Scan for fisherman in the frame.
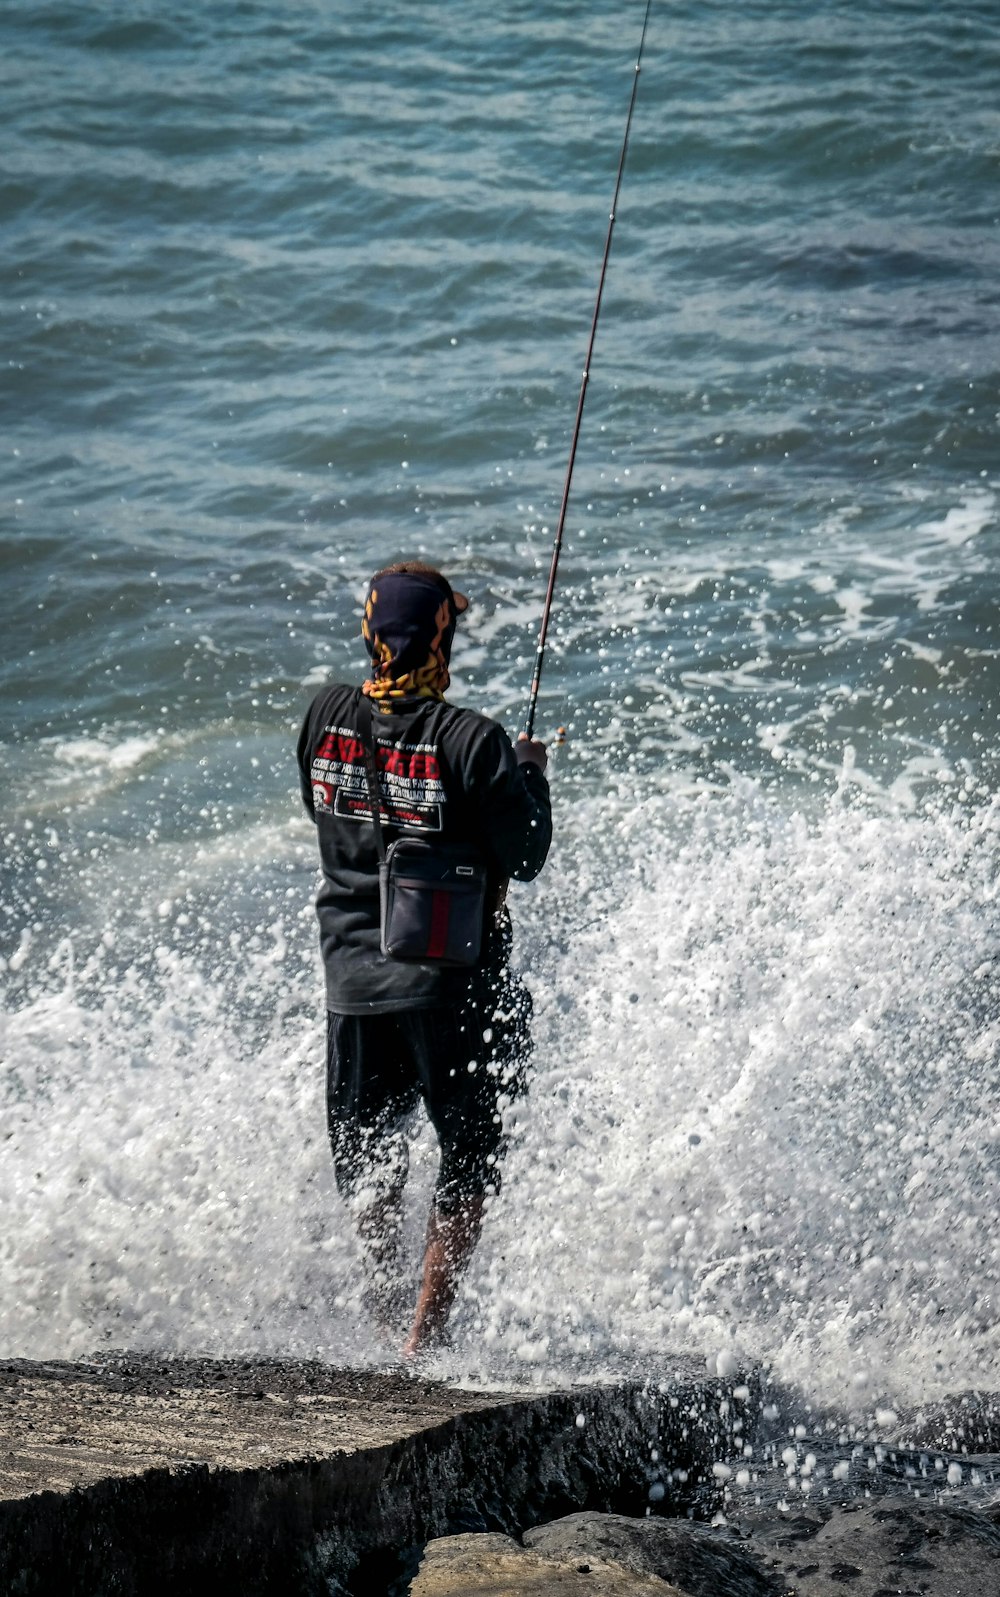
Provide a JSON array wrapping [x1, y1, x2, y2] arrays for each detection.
[[297, 561, 551, 1357]]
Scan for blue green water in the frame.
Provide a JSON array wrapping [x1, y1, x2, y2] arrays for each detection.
[[3, 0, 1000, 1411]]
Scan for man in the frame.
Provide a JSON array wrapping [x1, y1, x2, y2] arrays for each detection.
[[297, 561, 551, 1357]]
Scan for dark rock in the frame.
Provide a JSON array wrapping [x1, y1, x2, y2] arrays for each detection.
[[903, 1390, 1000, 1453], [738, 1496, 1000, 1596], [524, 1511, 786, 1596]]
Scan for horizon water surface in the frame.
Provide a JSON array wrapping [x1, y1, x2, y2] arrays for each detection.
[[3, 0, 1000, 1431]]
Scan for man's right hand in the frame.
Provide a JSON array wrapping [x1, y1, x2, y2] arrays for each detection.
[[516, 734, 547, 773]]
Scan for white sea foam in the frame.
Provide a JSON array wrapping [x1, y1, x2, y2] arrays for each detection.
[[0, 930, 369, 1365], [920, 489, 995, 548], [52, 736, 159, 770], [3, 778, 999, 1411], [471, 785, 1000, 1406]]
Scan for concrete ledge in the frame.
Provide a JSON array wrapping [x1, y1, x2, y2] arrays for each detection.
[[0, 1356, 757, 1595]]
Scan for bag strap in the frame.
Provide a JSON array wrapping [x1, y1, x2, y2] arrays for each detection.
[[357, 692, 450, 863], [356, 692, 387, 864]]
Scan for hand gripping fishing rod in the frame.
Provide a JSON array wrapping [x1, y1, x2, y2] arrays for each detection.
[[522, 0, 653, 742]]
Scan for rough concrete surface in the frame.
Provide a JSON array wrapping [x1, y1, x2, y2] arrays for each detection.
[[0, 1354, 753, 1595], [413, 1529, 677, 1596], [0, 1357, 495, 1501], [0, 1357, 501, 1501]]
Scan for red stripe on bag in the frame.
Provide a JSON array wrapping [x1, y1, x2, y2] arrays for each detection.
[[427, 891, 450, 959]]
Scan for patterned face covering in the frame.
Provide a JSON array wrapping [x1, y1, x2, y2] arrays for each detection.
[[361, 570, 463, 702]]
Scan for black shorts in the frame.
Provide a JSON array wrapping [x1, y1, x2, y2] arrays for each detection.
[[326, 971, 531, 1216]]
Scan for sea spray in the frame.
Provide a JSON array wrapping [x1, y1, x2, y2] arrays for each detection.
[[474, 782, 1000, 1403], [4, 776, 999, 1409]]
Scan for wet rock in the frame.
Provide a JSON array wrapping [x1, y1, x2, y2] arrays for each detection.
[[903, 1389, 1000, 1454], [738, 1496, 1000, 1596], [524, 1511, 786, 1596], [413, 1530, 676, 1595]]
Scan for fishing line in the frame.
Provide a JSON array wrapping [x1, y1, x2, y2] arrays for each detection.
[[523, 0, 653, 741]]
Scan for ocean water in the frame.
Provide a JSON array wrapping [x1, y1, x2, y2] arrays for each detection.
[[3, 0, 1000, 1419]]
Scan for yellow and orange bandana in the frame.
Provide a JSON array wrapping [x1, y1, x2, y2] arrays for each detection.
[[361, 571, 462, 702]]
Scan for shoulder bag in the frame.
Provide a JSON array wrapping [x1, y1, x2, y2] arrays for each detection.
[[357, 694, 489, 967]]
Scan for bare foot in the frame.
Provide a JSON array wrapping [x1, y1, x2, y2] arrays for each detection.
[[400, 1318, 451, 1363]]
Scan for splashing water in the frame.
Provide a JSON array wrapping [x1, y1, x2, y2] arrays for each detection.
[[4, 768, 999, 1411], [479, 784, 1000, 1406]]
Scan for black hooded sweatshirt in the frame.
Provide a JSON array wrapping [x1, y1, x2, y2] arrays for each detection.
[[297, 684, 552, 1014]]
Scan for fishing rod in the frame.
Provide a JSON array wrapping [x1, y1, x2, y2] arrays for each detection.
[[523, 0, 653, 742]]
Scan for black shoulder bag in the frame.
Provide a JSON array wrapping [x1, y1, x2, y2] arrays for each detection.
[[357, 694, 489, 967]]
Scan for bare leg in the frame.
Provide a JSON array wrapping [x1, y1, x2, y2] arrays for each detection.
[[346, 1131, 410, 1339], [355, 1189, 408, 1337], [402, 1195, 485, 1358]]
